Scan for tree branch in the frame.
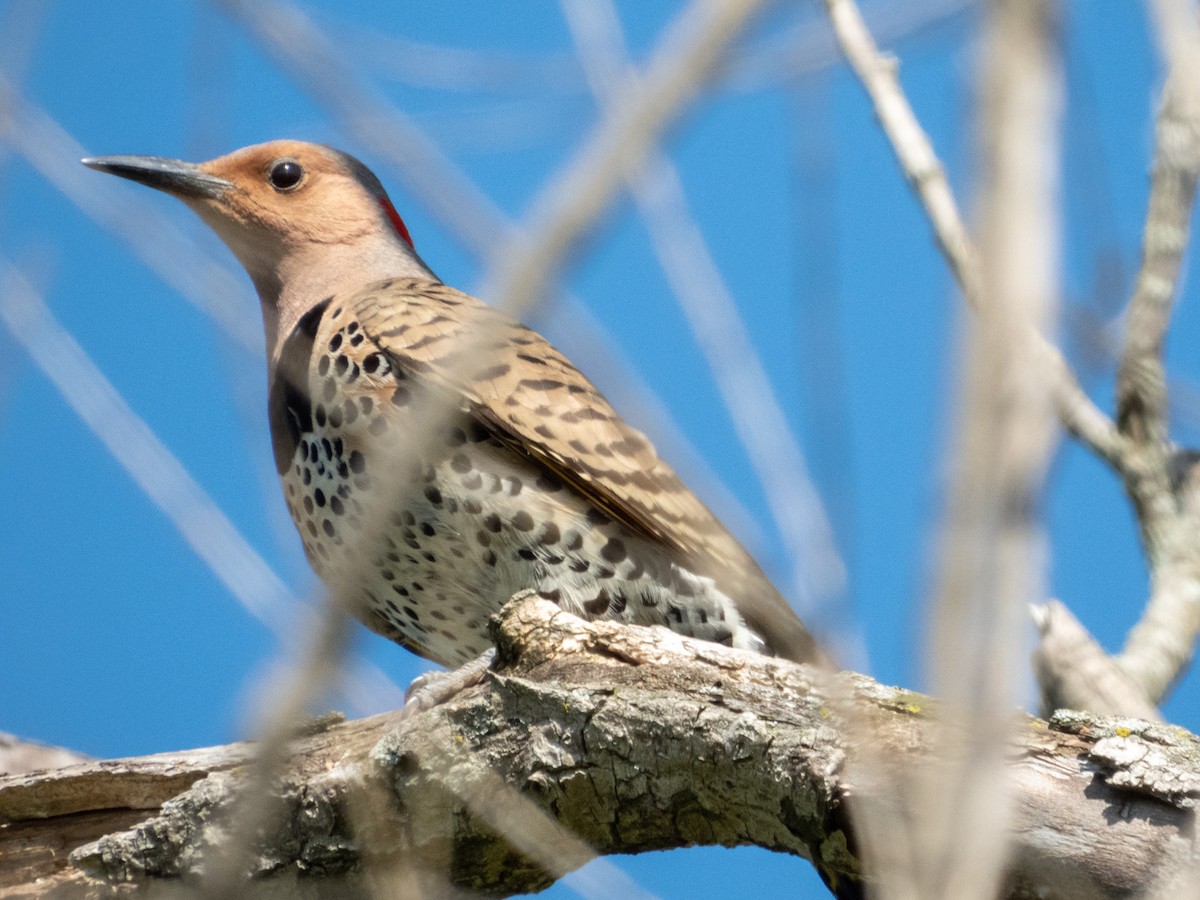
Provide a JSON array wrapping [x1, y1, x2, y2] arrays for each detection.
[[3, 594, 1198, 899], [1110, 3, 1200, 701], [817, 0, 1200, 718]]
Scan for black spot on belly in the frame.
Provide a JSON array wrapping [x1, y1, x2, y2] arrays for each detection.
[[600, 538, 627, 564], [584, 589, 610, 616], [535, 474, 562, 493]]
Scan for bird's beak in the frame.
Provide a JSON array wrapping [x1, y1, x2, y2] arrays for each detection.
[[81, 155, 233, 199]]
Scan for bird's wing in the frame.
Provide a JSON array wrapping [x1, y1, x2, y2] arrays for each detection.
[[353, 278, 819, 663]]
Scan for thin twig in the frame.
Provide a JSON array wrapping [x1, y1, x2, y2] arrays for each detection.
[[820, 0, 1119, 465], [1114, 0, 1200, 450]]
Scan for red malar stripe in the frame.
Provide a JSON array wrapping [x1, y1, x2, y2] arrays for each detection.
[[379, 196, 414, 248]]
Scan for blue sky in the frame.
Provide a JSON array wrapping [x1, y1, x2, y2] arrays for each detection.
[[0, 1, 1190, 896]]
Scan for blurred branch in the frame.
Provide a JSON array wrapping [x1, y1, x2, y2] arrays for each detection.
[[561, 0, 845, 616], [338, 0, 976, 96], [0, 265, 404, 714], [4, 595, 1197, 899], [469, 0, 776, 322], [330, 19, 585, 92], [873, 2, 1062, 898], [730, 0, 976, 89], [0, 80, 259, 351], [0, 733, 90, 777]]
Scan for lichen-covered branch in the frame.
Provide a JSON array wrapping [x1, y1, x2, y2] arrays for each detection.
[[2, 594, 1198, 899]]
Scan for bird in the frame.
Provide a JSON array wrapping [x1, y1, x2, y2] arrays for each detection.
[[82, 140, 821, 673]]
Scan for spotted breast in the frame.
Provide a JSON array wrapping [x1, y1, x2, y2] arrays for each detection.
[[270, 277, 817, 667]]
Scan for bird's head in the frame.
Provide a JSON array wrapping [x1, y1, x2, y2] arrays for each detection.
[[84, 140, 433, 355]]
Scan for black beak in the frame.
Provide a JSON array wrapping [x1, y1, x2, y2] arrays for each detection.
[[81, 154, 233, 199]]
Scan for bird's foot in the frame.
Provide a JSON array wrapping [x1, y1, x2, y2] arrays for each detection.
[[401, 648, 497, 718]]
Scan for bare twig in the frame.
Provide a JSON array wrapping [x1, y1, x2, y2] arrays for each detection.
[[820, 0, 1119, 466], [1114, 76, 1200, 447], [1107, 1, 1200, 704]]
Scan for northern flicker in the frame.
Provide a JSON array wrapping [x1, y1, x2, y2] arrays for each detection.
[[83, 141, 821, 669]]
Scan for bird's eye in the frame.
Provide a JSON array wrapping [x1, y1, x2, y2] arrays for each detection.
[[267, 159, 304, 191]]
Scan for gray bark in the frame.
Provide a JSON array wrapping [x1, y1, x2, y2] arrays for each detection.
[[2, 594, 1198, 898]]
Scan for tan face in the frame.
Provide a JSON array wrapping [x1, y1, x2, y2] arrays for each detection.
[[190, 141, 388, 251]]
